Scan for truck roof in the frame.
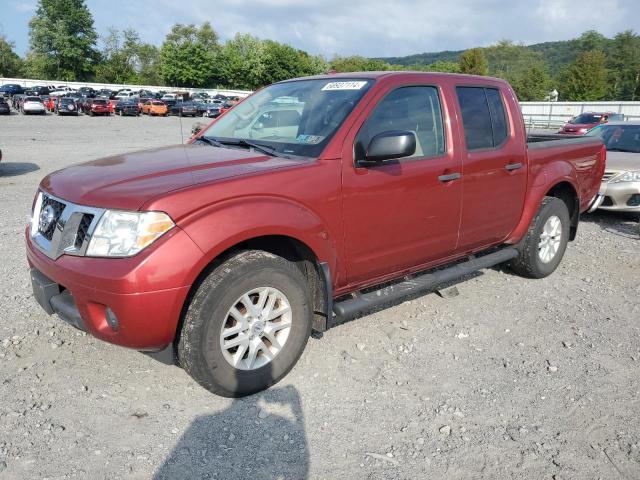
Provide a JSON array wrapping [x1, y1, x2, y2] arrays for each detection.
[[282, 71, 510, 84]]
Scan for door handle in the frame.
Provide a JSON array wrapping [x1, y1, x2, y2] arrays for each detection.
[[438, 172, 462, 182], [505, 162, 523, 171]]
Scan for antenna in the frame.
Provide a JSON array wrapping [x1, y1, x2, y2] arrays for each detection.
[[179, 109, 184, 145]]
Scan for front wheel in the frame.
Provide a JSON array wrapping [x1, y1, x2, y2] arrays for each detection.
[[510, 196, 570, 279], [178, 250, 312, 397]]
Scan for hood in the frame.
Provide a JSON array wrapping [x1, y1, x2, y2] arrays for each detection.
[[41, 144, 306, 211], [604, 151, 640, 172], [563, 123, 596, 131]]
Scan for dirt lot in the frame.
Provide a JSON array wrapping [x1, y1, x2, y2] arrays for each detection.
[[1, 112, 639, 479]]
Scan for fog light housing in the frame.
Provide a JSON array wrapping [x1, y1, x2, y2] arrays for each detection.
[[105, 307, 119, 331]]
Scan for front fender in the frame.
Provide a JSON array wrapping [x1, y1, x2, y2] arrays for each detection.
[[178, 195, 340, 286]]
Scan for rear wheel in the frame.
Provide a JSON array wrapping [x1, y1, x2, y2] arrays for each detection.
[[178, 250, 313, 397], [510, 196, 570, 279]]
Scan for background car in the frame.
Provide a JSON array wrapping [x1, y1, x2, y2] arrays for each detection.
[[24, 86, 50, 96], [55, 97, 79, 116], [0, 84, 24, 96], [0, 97, 10, 115], [77, 87, 96, 98], [115, 99, 140, 116], [142, 100, 168, 116], [21, 96, 46, 115], [11, 94, 25, 110], [203, 101, 223, 118], [587, 122, 640, 213], [558, 112, 625, 135], [85, 98, 110, 116], [169, 100, 198, 117]]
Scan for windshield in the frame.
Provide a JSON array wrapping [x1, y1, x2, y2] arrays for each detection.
[[587, 124, 640, 153], [570, 113, 604, 124], [93, 99, 107, 105], [201, 78, 373, 157], [25, 97, 41, 102]]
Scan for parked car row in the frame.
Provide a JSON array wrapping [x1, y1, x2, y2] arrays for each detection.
[[1, 92, 236, 119]]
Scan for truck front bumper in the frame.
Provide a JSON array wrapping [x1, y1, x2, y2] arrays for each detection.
[[26, 227, 200, 352]]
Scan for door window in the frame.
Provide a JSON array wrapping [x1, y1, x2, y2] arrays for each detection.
[[456, 87, 509, 150], [355, 86, 445, 162]]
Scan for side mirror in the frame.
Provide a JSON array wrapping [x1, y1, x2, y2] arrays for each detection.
[[359, 130, 416, 166]]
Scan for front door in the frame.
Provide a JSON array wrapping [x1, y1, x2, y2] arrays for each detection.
[[341, 85, 463, 286]]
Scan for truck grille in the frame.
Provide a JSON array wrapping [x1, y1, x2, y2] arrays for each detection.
[[31, 192, 105, 260], [38, 194, 66, 240], [74, 214, 94, 248]]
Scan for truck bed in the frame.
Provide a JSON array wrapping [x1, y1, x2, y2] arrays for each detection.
[[526, 133, 601, 148]]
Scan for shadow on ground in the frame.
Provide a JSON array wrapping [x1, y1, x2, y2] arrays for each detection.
[[582, 211, 640, 239], [154, 384, 309, 480], [0, 162, 40, 177]]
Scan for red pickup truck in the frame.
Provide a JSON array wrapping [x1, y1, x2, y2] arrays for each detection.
[[26, 72, 605, 397]]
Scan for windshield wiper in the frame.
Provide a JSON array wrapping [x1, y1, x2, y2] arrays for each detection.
[[215, 138, 290, 158], [195, 136, 226, 148]]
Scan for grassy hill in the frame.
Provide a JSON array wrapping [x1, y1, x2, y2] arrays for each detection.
[[376, 39, 581, 75]]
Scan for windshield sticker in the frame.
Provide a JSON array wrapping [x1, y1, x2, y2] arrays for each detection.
[[321, 81, 368, 91], [296, 134, 325, 144]]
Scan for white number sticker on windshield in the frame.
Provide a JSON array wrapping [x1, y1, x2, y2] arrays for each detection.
[[321, 81, 368, 91]]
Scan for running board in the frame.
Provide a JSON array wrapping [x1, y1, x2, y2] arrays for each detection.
[[330, 247, 519, 325]]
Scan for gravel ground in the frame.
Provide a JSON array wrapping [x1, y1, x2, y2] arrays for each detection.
[[1, 112, 639, 479]]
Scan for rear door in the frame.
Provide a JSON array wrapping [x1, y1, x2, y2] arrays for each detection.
[[454, 86, 527, 250], [341, 84, 463, 285]]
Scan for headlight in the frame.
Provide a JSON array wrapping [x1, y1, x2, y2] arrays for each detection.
[[86, 210, 174, 257], [611, 171, 640, 183]]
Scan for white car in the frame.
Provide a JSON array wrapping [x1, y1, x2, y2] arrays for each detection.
[[22, 97, 46, 115], [115, 91, 136, 100], [161, 93, 178, 102]]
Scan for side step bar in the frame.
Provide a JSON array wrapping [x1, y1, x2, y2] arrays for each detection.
[[330, 247, 518, 325]]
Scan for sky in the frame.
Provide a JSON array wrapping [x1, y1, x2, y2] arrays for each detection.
[[1, 0, 639, 58]]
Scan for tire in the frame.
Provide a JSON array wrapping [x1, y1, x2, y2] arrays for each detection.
[[178, 250, 313, 397], [510, 196, 570, 279]]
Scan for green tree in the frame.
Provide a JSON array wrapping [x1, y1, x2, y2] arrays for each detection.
[[135, 43, 162, 86], [561, 50, 609, 100], [458, 48, 488, 76], [329, 55, 392, 72], [576, 30, 608, 53], [609, 30, 640, 100], [0, 35, 23, 77], [27, 0, 98, 80], [216, 33, 265, 89], [407, 60, 460, 73], [509, 63, 552, 100], [94, 28, 138, 84], [159, 23, 218, 87], [484, 41, 552, 100], [260, 40, 328, 84]]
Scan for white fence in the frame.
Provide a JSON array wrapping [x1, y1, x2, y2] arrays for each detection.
[[0, 77, 252, 98], [520, 101, 640, 130]]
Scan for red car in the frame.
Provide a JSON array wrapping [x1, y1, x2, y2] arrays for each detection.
[[85, 98, 110, 116], [26, 72, 605, 397], [558, 112, 625, 135]]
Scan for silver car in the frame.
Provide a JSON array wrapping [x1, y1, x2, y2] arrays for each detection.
[[587, 121, 640, 213]]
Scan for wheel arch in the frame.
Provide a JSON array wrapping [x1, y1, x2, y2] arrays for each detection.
[[175, 234, 330, 348], [545, 181, 580, 240]]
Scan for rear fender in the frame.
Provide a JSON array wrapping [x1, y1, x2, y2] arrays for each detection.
[[506, 160, 579, 244]]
